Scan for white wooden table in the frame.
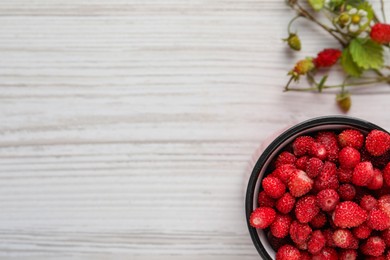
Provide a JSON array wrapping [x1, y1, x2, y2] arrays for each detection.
[[0, 1, 389, 259]]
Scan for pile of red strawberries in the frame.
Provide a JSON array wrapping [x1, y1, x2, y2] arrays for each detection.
[[250, 128, 390, 259]]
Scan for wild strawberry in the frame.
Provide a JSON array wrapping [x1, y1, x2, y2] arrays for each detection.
[[292, 136, 315, 156], [333, 201, 367, 228], [352, 223, 372, 239], [317, 189, 340, 212], [316, 131, 339, 162], [312, 247, 338, 260], [262, 176, 286, 199], [308, 230, 326, 255], [314, 161, 339, 191], [271, 214, 292, 238], [352, 161, 374, 186], [381, 228, 390, 246], [288, 169, 313, 197], [370, 23, 390, 45], [338, 129, 364, 149], [365, 130, 390, 157], [288, 58, 315, 81], [332, 229, 353, 248], [313, 49, 342, 68], [249, 207, 276, 229], [289, 220, 312, 244], [338, 147, 361, 169], [276, 244, 301, 260], [323, 229, 336, 247], [378, 195, 390, 218], [276, 192, 295, 214], [360, 195, 378, 211], [338, 184, 356, 201], [339, 249, 358, 260], [295, 241, 308, 251], [306, 157, 324, 178], [337, 167, 353, 183], [295, 195, 320, 223], [383, 163, 390, 187], [275, 151, 297, 168], [347, 235, 359, 250], [367, 168, 384, 190], [258, 190, 275, 208], [285, 33, 301, 51], [310, 142, 328, 161], [295, 156, 309, 170], [361, 236, 386, 257], [367, 208, 390, 230], [310, 212, 327, 229], [273, 164, 296, 184]]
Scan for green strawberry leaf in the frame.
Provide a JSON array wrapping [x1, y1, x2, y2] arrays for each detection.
[[341, 48, 363, 77], [346, 0, 365, 7], [308, 0, 324, 11], [349, 38, 384, 70]]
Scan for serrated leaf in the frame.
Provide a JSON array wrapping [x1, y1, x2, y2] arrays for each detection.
[[349, 39, 384, 70], [341, 48, 363, 77], [308, 0, 324, 11]]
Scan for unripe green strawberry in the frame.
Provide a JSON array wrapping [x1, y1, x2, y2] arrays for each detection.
[[284, 34, 301, 51], [336, 92, 351, 112]]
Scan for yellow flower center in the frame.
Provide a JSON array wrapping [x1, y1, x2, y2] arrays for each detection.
[[351, 14, 361, 24]]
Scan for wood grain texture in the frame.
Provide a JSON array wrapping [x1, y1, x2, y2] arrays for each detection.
[[0, 0, 389, 259]]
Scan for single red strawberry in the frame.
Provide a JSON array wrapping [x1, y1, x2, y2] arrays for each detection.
[[378, 195, 390, 218], [361, 236, 386, 257], [367, 208, 390, 230], [313, 49, 342, 68], [276, 192, 295, 214], [288, 169, 313, 197], [311, 247, 339, 260], [289, 220, 312, 244], [332, 229, 353, 248], [316, 131, 339, 162], [337, 167, 353, 183], [352, 222, 372, 239], [276, 244, 301, 260], [275, 151, 297, 169], [338, 129, 364, 149], [338, 147, 361, 169], [314, 161, 339, 191], [262, 176, 286, 199], [317, 188, 340, 212], [292, 136, 315, 156], [367, 168, 384, 190], [352, 161, 374, 186], [258, 190, 275, 208], [295, 195, 320, 223], [273, 164, 297, 184], [338, 184, 356, 201], [271, 214, 292, 238], [383, 163, 390, 187], [347, 235, 359, 250], [249, 207, 276, 229], [381, 228, 390, 246], [310, 142, 328, 161], [308, 230, 326, 255], [365, 130, 390, 157], [339, 249, 358, 260], [295, 156, 309, 170], [306, 157, 324, 178], [310, 212, 327, 229], [332, 201, 368, 228], [370, 23, 390, 45], [360, 195, 378, 211]]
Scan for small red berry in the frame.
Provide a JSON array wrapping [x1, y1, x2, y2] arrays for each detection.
[[275, 151, 297, 168], [352, 223, 372, 239], [370, 23, 390, 45], [365, 130, 390, 157], [258, 191, 275, 208], [249, 207, 276, 229], [338, 184, 356, 201], [383, 163, 390, 187], [287, 169, 313, 197], [381, 228, 390, 246], [273, 164, 296, 184], [307, 230, 326, 255], [317, 189, 340, 212], [367, 208, 390, 231], [337, 167, 353, 183], [367, 168, 384, 190], [378, 195, 390, 218], [360, 195, 378, 211], [338, 147, 361, 169], [292, 136, 315, 156], [332, 229, 353, 248], [352, 161, 374, 186], [314, 161, 339, 191], [306, 157, 324, 178], [338, 129, 364, 149], [289, 220, 312, 244], [310, 142, 328, 161], [361, 236, 386, 257], [271, 214, 292, 238], [332, 201, 367, 228], [310, 212, 327, 229], [312, 247, 338, 260], [276, 244, 301, 260], [339, 249, 358, 260], [262, 176, 286, 199], [295, 156, 309, 170], [313, 48, 342, 68], [295, 195, 320, 223], [316, 131, 339, 162], [276, 192, 295, 214]]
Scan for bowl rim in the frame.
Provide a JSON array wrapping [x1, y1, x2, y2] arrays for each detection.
[[245, 115, 389, 259]]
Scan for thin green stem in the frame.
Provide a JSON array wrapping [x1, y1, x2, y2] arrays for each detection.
[[287, 15, 302, 35], [381, 0, 387, 23]]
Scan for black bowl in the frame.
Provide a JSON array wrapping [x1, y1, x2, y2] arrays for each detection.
[[245, 116, 389, 259]]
